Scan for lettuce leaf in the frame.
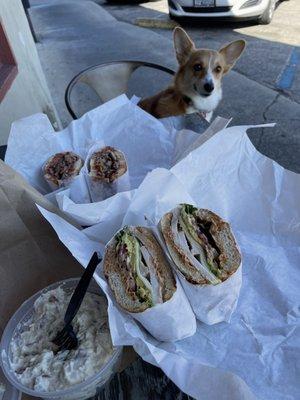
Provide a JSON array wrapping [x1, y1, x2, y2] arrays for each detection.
[[117, 228, 153, 306]]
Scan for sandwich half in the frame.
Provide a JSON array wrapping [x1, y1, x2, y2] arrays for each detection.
[[103, 226, 176, 313], [89, 146, 127, 183], [43, 151, 83, 188], [160, 204, 241, 285]]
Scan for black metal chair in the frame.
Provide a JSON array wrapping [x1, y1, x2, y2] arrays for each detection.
[[0, 145, 7, 161], [65, 60, 175, 119]]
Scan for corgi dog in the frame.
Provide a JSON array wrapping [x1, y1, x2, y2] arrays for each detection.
[[138, 27, 246, 121]]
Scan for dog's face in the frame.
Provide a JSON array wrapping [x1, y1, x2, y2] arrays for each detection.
[[173, 28, 246, 111]]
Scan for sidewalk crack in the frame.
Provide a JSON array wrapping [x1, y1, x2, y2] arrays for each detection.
[[256, 93, 281, 149], [262, 93, 280, 122]]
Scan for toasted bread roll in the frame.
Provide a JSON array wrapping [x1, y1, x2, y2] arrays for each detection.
[[103, 226, 176, 313], [160, 204, 241, 285]]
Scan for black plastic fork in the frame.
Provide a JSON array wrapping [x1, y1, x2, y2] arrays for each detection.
[[52, 252, 101, 352]]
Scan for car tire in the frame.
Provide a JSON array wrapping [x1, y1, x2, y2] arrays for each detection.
[[259, 0, 276, 24], [169, 12, 179, 21]]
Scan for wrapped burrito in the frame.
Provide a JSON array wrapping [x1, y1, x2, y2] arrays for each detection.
[[87, 146, 130, 202], [160, 204, 242, 325], [43, 151, 83, 190], [103, 226, 196, 341]]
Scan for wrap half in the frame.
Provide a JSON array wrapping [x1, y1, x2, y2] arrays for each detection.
[[103, 226, 196, 341], [160, 204, 242, 324], [89, 146, 127, 183], [43, 151, 83, 189], [87, 146, 130, 202]]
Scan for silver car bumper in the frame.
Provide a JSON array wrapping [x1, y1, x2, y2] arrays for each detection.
[[168, 0, 270, 19]]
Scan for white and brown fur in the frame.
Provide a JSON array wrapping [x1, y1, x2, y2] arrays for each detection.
[[138, 27, 246, 121]]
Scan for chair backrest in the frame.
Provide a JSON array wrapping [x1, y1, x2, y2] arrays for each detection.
[[65, 61, 175, 119]]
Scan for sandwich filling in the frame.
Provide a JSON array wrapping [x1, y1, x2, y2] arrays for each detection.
[[115, 228, 163, 307], [89, 146, 127, 183], [44, 152, 83, 186], [171, 204, 224, 284]]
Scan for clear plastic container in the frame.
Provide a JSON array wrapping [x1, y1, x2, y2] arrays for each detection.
[[0, 369, 21, 400], [0, 278, 122, 400]]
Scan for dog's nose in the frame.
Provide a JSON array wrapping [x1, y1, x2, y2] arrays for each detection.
[[204, 82, 214, 93]]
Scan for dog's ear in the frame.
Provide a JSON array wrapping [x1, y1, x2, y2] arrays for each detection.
[[219, 40, 246, 74], [173, 27, 195, 65]]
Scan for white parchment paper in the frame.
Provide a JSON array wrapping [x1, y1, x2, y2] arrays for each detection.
[[37, 122, 300, 400], [177, 265, 242, 325], [53, 188, 135, 227], [130, 274, 196, 342], [5, 95, 213, 226]]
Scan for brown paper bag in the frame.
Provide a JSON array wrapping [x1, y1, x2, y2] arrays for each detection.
[[0, 161, 136, 399], [0, 160, 83, 335]]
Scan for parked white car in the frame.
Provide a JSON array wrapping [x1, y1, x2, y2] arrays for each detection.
[[168, 0, 285, 24]]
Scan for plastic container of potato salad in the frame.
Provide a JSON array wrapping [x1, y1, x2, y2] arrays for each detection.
[[0, 278, 122, 400]]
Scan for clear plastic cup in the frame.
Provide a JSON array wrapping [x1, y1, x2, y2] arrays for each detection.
[[0, 278, 122, 400]]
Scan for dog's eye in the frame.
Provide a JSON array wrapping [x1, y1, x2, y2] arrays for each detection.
[[193, 64, 203, 72], [215, 66, 222, 73]]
